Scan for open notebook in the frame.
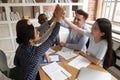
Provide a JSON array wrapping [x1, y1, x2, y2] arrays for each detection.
[[76, 68, 111, 80]]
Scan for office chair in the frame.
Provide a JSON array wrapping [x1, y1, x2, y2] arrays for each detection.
[[0, 50, 10, 77], [103, 49, 118, 70], [114, 51, 120, 70]]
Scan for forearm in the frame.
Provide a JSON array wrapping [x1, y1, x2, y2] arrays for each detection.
[[80, 52, 100, 65], [36, 21, 59, 44], [48, 16, 55, 25], [66, 43, 84, 50], [63, 18, 84, 34], [36, 22, 60, 55], [60, 20, 70, 29], [85, 55, 100, 65]]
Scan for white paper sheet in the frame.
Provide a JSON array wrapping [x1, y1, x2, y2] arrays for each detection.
[[56, 51, 77, 60], [45, 48, 56, 54], [68, 55, 91, 70], [42, 62, 71, 80], [61, 47, 73, 52], [44, 54, 60, 62]]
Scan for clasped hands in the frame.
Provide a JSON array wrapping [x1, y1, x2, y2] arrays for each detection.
[[53, 4, 65, 22]]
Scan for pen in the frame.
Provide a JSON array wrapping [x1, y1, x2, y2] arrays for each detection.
[[61, 70, 69, 77]]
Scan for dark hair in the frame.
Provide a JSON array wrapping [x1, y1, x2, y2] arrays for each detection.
[[16, 19, 35, 45], [96, 18, 113, 69], [38, 13, 48, 24], [75, 9, 88, 20]]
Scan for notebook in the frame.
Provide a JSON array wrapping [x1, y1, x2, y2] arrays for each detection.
[[76, 68, 111, 80]]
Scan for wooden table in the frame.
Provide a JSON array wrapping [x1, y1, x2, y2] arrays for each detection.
[[39, 45, 117, 80]]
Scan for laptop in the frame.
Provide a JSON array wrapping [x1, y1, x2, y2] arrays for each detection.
[[76, 68, 111, 80]]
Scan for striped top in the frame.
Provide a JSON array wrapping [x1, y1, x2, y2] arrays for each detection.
[[13, 22, 60, 80]]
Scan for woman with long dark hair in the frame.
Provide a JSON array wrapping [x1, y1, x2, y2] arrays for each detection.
[[63, 17, 112, 69]]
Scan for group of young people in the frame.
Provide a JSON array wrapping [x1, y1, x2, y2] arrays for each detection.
[[9, 4, 113, 80]]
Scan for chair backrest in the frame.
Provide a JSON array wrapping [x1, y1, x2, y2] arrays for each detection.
[[110, 50, 117, 66], [103, 49, 117, 69], [0, 50, 9, 77], [85, 38, 117, 69]]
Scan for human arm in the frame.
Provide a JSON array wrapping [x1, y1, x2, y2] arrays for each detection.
[[47, 16, 55, 25], [79, 51, 100, 65], [36, 4, 63, 55], [47, 4, 63, 25], [36, 22, 60, 56], [60, 20, 72, 29], [63, 18, 85, 34], [60, 35, 89, 51], [79, 40, 107, 65], [35, 4, 63, 45], [65, 35, 89, 51], [60, 42, 66, 47], [44, 54, 51, 62]]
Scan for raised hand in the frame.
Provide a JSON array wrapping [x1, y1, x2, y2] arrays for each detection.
[[53, 4, 65, 22]]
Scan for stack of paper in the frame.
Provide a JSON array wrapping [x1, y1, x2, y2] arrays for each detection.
[[68, 56, 91, 70], [42, 62, 71, 80]]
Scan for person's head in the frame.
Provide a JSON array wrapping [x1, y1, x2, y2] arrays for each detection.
[[92, 18, 112, 69], [73, 9, 88, 27], [16, 19, 40, 45], [91, 18, 112, 40], [38, 13, 48, 24]]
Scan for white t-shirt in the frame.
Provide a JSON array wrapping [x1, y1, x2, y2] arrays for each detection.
[[84, 30, 108, 66]]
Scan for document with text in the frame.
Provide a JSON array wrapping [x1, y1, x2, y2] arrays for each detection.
[[42, 62, 71, 80], [68, 55, 91, 70], [56, 47, 77, 60], [56, 51, 77, 60]]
